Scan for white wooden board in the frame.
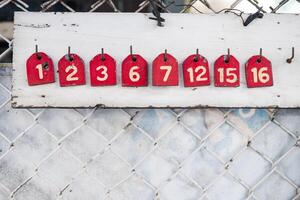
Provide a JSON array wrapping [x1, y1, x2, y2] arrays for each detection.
[[12, 12, 300, 108]]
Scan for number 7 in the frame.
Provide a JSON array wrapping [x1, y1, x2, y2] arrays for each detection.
[[160, 66, 172, 82]]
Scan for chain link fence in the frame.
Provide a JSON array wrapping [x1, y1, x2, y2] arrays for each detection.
[[0, 0, 300, 199]]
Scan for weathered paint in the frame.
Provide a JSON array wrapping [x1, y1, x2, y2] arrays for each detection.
[[12, 12, 300, 108]]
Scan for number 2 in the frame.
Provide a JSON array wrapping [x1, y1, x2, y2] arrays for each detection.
[[66, 65, 79, 81]]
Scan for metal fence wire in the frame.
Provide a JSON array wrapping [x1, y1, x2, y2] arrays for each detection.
[[0, 0, 300, 200]]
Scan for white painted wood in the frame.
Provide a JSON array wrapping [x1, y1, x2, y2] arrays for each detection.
[[12, 12, 300, 108]]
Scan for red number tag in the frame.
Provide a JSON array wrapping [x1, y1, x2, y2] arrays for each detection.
[[245, 55, 273, 88], [58, 54, 86, 87], [152, 53, 178, 86], [182, 54, 210, 87], [214, 55, 240, 87], [122, 55, 148, 87], [90, 53, 116, 86], [26, 52, 55, 86]]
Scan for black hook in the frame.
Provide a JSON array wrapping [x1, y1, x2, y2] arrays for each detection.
[[148, 0, 165, 27], [67, 46, 73, 61], [257, 48, 262, 63], [164, 49, 168, 62], [244, 7, 264, 26], [194, 48, 199, 62], [225, 48, 230, 63], [130, 45, 136, 61], [286, 47, 295, 64], [101, 48, 105, 61], [35, 45, 41, 60]]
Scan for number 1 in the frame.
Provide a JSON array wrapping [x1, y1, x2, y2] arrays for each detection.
[[36, 64, 43, 79]]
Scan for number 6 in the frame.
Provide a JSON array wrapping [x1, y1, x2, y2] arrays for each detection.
[[129, 66, 140, 82]]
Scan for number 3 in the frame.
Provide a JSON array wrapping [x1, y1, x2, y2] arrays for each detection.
[[96, 65, 108, 81]]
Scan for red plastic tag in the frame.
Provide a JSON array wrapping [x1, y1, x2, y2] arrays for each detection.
[[58, 54, 86, 87], [182, 54, 210, 87], [90, 53, 116, 86], [152, 53, 178, 86], [214, 55, 240, 87], [122, 54, 148, 87], [245, 55, 273, 88], [26, 52, 55, 86]]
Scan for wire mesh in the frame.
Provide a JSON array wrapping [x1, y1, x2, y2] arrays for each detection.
[[0, 0, 300, 199]]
